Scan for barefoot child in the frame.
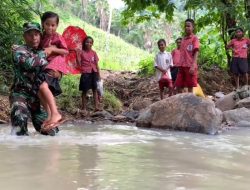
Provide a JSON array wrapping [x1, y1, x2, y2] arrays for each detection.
[[175, 18, 200, 93], [154, 39, 174, 100], [34, 11, 69, 130], [77, 36, 101, 114], [227, 27, 250, 89]]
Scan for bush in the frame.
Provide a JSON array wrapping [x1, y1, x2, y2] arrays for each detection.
[[198, 28, 228, 69], [0, 0, 35, 84], [56, 75, 80, 112], [103, 90, 122, 114], [57, 74, 122, 114], [138, 55, 155, 76]]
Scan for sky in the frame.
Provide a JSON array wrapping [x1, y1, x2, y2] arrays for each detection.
[[108, 0, 125, 9]]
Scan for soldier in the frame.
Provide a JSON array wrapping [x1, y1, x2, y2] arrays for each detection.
[[10, 22, 59, 136]]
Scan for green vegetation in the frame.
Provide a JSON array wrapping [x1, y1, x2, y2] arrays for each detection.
[[0, 0, 34, 79], [58, 75, 122, 114], [58, 15, 148, 71], [123, 0, 250, 68], [2, 0, 250, 114], [138, 56, 155, 76], [35, 1, 149, 71], [103, 90, 123, 114]]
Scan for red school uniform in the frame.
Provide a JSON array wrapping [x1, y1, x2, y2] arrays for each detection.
[[41, 32, 69, 74], [227, 38, 250, 58], [79, 49, 99, 73], [171, 48, 181, 66], [175, 34, 200, 88]]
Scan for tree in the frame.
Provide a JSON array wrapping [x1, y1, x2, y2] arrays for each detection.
[[121, 0, 249, 66], [95, 0, 109, 31], [0, 0, 37, 80], [121, 0, 175, 23]]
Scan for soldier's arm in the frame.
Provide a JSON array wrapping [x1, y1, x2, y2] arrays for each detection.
[[13, 49, 48, 70]]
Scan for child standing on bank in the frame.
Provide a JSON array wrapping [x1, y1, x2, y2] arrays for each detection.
[[171, 37, 182, 82], [154, 39, 174, 100], [34, 11, 69, 131], [227, 27, 250, 89], [77, 36, 101, 114], [175, 18, 200, 93]]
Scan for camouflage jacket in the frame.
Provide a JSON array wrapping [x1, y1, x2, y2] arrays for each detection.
[[11, 45, 48, 94]]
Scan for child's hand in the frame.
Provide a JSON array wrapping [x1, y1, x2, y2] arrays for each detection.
[[98, 73, 101, 80], [47, 70, 62, 78], [11, 44, 19, 51], [44, 46, 55, 56], [189, 65, 195, 75]]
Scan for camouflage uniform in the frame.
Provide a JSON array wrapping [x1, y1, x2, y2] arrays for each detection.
[[10, 45, 58, 136]]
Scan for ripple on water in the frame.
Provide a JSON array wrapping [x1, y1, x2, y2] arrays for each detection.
[[0, 124, 160, 147]]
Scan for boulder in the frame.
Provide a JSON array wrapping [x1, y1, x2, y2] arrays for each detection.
[[132, 98, 153, 111], [214, 92, 225, 99], [112, 115, 127, 122], [215, 92, 236, 111], [122, 110, 139, 121], [90, 110, 113, 120], [235, 97, 250, 109], [136, 93, 222, 135], [236, 121, 250, 127], [223, 107, 250, 125]]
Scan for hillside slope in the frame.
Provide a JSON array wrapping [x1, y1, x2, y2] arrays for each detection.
[[38, 8, 149, 71]]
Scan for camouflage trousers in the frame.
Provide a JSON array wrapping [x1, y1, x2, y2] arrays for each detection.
[[9, 91, 58, 136]]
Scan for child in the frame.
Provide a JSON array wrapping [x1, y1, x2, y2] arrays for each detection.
[[171, 37, 182, 82], [77, 36, 101, 114], [175, 18, 200, 93], [35, 11, 69, 131], [227, 27, 250, 89], [154, 39, 174, 100]]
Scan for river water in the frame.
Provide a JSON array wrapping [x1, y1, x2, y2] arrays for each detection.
[[0, 122, 249, 190]]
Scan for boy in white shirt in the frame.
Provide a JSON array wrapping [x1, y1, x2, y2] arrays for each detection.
[[154, 39, 174, 99]]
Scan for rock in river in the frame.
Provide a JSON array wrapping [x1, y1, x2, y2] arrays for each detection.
[[136, 93, 222, 135]]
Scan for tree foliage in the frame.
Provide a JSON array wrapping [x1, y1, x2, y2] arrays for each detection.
[[121, 0, 175, 24], [121, 0, 250, 68], [0, 0, 38, 80]]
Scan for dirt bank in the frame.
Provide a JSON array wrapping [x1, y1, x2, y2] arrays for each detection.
[[0, 67, 234, 123]]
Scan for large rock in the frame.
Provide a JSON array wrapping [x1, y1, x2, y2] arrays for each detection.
[[215, 92, 237, 111], [235, 97, 250, 109], [136, 94, 222, 135], [223, 107, 250, 125], [132, 98, 153, 111]]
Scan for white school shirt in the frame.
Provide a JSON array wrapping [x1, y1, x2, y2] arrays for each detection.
[[154, 51, 173, 81]]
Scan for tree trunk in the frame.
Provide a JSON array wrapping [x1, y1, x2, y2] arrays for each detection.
[[221, 0, 236, 37], [105, 6, 113, 52], [220, 0, 236, 66], [245, 0, 250, 37], [81, 0, 88, 20], [107, 6, 112, 33]]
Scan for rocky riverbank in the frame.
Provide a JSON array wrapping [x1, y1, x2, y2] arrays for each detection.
[[0, 67, 234, 128]]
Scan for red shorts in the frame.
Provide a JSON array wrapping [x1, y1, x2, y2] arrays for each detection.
[[158, 77, 173, 91], [175, 67, 198, 88]]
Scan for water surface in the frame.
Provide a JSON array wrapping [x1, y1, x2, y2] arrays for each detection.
[[0, 123, 249, 190]]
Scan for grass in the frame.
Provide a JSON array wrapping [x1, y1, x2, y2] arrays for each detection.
[[32, 5, 150, 113], [34, 7, 149, 71], [57, 75, 123, 114], [59, 15, 149, 71]]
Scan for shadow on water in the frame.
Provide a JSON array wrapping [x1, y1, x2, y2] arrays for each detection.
[[0, 123, 250, 190]]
